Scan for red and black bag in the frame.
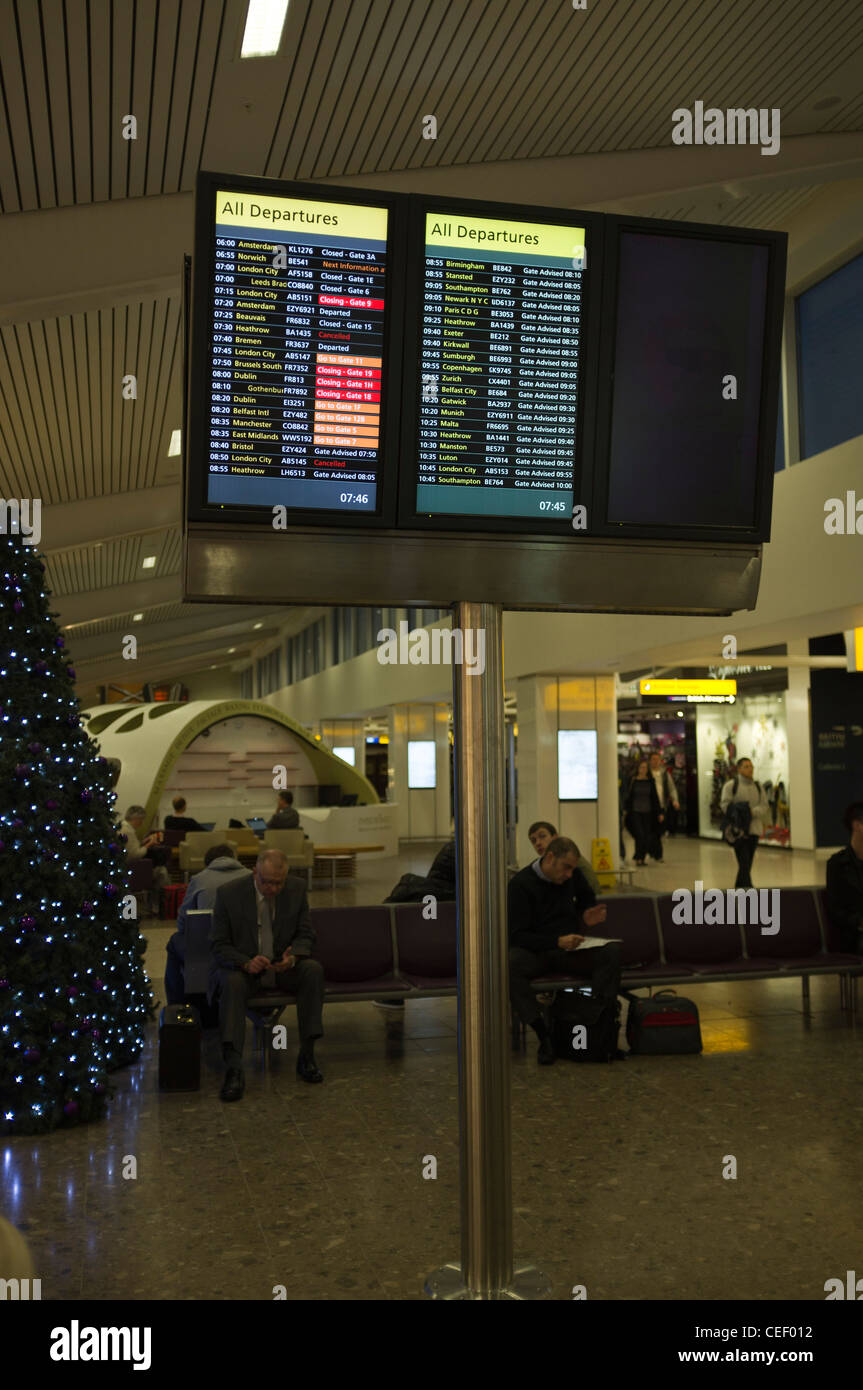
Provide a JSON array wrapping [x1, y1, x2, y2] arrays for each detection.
[[624, 988, 702, 1055]]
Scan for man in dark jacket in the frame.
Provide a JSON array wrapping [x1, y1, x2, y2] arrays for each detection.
[[210, 849, 324, 1101], [267, 790, 300, 830], [826, 802, 863, 953], [509, 835, 621, 1065]]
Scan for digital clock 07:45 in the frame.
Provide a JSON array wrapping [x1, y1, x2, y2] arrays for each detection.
[[538, 500, 566, 511], [340, 493, 369, 504]]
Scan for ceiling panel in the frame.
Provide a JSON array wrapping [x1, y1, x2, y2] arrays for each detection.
[[0, 0, 860, 213], [44, 527, 182, 600], [0, 296, 182, 504]]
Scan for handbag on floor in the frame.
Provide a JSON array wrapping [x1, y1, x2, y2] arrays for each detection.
[[624, 989, 702, 1054], [550, 988, 621, 1062]]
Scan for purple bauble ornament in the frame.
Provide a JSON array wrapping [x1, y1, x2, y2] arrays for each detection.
[[14, 764, 29, 778], [103, 884, 118, 899], [79, 789, 92, 803], [66, 667, 76, 679], [0, 979, 9, 991], [45, 799, 59, 810], [94, 1083, 105, 1094], [13, 600, 22, 612], [63, 1100, 79, 1118], [55, 636, 65, 648], [67, 715, 78, 727], [11, 818, 24, 830], [91, 1029, 101, 1041], [34, 660, 47, 675], [24, 1047, 40, 1062], [66, 986, 78, 998], [27, 742, 42, 754], [20, 915, 36, 929], [93, 978, 104, 991], [81, 901, 94, 915], [79, 1019, 91, 1033]]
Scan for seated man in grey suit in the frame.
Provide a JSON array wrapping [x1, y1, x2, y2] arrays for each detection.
[[210, 848, 324, 1102]]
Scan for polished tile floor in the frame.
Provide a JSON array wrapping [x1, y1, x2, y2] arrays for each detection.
[[3, 836, 861, 1301]]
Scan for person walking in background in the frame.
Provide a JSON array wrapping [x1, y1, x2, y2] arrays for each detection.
[[648, 751, 679, 860], [623, 759, 662, 866], [720, 758, 770, 888]]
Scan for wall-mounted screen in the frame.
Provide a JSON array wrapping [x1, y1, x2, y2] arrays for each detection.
[[403, 199, 595, 529], [558, 730, 598, 801], [408, 740, 437, 789], [333, 746, 356, 765], [188, 173, 403, 527]]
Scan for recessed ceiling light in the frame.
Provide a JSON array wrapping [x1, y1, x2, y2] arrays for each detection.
[[142, 556, 157, 569], [241, 0, 289, 57], [168, 430, 181, 456], [132, 613, 143, 622], [253, 622, 263, 630], [228, 648, 236, 654]]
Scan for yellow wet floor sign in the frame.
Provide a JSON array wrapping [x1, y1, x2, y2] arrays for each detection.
[[591, 837, 616, 889]]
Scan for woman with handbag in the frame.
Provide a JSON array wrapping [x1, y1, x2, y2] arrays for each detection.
[[624, 758, 663, 866], [719, 758, 770, 887]]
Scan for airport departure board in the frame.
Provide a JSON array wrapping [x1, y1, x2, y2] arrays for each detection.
[[189, 174, 785, 547], [204, 188, 391, 515], [415, 211, 587, 520]]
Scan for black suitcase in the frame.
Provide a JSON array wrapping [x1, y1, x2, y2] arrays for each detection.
[[625, 989, 702, 1054], [551, 988, 621, 1062], [158, 1004, 201, 1091]]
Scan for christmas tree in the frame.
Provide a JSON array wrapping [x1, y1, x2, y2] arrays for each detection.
[[1, 534, 152, 1135]]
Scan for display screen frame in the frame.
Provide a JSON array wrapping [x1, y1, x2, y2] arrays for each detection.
[[557, 729, 599, 802], [186, 170, 407, 530], [407, 740, 437, 789], [396, 192, 605, 538], [589, 214, 787, 545]]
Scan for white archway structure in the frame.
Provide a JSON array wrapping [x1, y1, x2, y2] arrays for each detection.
[[81, 699, 380, 833]]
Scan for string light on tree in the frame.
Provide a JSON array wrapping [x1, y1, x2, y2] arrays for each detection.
[[0, 536, 153, 1134]]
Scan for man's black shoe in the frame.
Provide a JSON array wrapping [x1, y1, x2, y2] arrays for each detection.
[[220, 1066, 244, 1102], [297, 1053, 324, 1083], [537, 1035, 556, 1065]]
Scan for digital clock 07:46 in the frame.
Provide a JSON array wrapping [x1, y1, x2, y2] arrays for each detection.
[[340, 493, 369, 504]]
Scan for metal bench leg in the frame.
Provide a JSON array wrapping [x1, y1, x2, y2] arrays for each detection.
[[801, 975, 810, 1015]]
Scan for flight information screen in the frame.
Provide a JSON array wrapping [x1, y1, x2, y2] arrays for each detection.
[[204, 189, 390, 514], [415, 211, 587, 520]]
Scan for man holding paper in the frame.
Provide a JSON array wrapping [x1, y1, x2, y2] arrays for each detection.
[[508, 836, 622, 1066]]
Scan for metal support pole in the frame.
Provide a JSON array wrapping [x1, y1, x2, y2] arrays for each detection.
[[425, 602, 550, 1300]]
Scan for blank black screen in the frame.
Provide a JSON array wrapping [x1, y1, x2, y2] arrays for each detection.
[[606, 231, 770, 529]]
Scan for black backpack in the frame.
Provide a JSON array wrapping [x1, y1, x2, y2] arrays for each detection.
[[550, 989, 621, 1062]]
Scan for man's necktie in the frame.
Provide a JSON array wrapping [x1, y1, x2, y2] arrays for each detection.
[[260, 899, 275, 987]]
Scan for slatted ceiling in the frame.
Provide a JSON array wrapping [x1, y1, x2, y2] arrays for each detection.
[[1, 0, 861, 211], [44, 527, 181, 598], [389, 0, 532, 176], [353, 0, 478, 176], [65, 600, 197, 641], [295, 0, 387, 179], [0, 296, 182, 504]]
